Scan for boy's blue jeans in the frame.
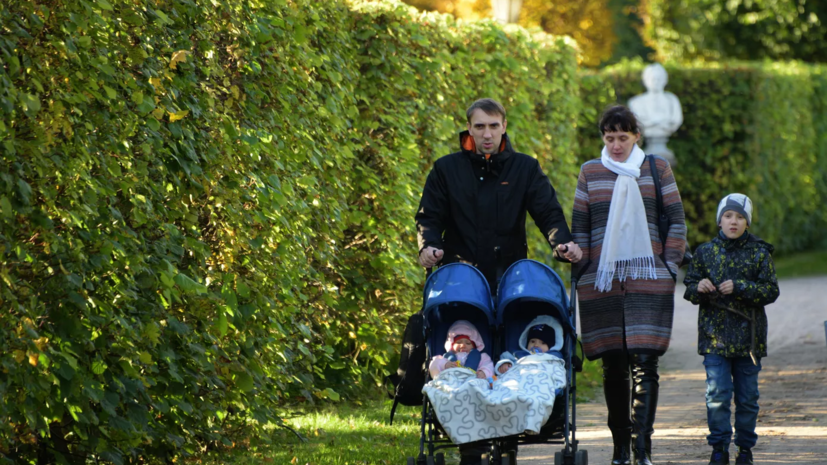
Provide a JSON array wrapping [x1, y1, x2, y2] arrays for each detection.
[[703, 354, 762, 449]]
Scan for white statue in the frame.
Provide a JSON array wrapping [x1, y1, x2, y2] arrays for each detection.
[[628, 63, 683, 164]]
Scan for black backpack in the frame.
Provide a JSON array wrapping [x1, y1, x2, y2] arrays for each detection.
[[649, 155, 692, 268], [387, 311, 427, 425]]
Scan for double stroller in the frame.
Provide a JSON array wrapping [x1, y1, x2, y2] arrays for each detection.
[[405, 259, 588, 465]]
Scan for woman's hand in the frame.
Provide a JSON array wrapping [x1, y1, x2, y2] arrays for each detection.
[[697, 278, 716, 293], [557, 242, 583, 263], [497, 363, 512, 374], [444, 361, 457, 369], [718, 280, 734, 295], [476, 370, 487, 379]]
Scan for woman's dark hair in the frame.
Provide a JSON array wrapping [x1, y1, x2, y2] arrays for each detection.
[[598, 105, 640, 135]]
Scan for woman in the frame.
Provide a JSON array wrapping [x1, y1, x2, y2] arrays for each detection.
[[571, 105, 687, 465]]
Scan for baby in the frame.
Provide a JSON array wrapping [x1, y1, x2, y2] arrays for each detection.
[[428, 320, 494, 380], [496, 317, 560, 374]]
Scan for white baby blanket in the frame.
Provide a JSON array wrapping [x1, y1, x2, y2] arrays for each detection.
[[422, 353, 567, 444]]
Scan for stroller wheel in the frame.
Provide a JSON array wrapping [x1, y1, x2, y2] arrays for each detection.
[[406, 457, 416, 465], [501, 450, 516, 465], [435, 453, 445, 465], [553, 451, 562, 465], [426, 456, 435, 465], [575, 450, 588, 465]]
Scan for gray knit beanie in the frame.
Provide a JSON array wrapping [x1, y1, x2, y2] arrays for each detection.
[[716, 193, 753, 226]]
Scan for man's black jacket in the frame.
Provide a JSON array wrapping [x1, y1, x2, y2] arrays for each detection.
[[415, 131, 573, 290]]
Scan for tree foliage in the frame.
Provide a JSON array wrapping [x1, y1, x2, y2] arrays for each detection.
[[519, 0, 615, 67], [579, 61, 827, 252], [643, 0, 827, 62], [401, 0, 617, 67], [604, 0, 654, 65], [403, 0, 491, 20], [0, 0, 581, 462]]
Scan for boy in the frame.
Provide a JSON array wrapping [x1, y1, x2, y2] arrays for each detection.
[[683, 193, 780, 465]]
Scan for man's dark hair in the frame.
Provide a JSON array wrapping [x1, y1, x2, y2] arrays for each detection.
[[466, 98, 507, 123], [598, 105, 640, 135]]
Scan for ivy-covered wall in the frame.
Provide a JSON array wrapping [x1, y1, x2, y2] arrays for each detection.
[[0, 0, 581, 461], [578, 61, 827, 253]]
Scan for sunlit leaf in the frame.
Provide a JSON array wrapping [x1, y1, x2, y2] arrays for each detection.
[[174, 273, 207, 294], [169, 50, 191, 69], [323, 388, 340, 402], [168, 109, 189, 122]]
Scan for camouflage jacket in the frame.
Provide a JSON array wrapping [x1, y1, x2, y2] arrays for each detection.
[[683, 232, 779, 358]]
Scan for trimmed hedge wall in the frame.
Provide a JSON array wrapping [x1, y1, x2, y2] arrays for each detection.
[[643, 0, 827, 63], [578, 61, 827, 254], [0, 0, 580, 461]]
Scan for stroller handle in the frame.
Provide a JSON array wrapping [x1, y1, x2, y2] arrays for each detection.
[[425, 249, 440, 278]]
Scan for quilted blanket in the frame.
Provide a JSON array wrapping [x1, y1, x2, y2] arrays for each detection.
[[422, 353, 566, 444]]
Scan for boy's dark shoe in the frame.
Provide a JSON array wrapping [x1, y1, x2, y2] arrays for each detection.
[[709, 446, 729, 465], [632, 448, 653, 465], [735, 447, 753, 464]]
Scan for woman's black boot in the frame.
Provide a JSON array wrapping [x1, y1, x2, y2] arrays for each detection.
[[631, 354, 659, 465], [612, 440, 632, 465], [603, 352, 633, 465]]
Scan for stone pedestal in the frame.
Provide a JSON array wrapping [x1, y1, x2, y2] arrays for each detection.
[[643, 136, 675, 165]]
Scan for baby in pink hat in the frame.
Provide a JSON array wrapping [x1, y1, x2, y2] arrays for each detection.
[[428, 320, 494, 379]]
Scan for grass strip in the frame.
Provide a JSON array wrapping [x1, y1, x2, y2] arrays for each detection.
[[195, 360, 602, 465], [772, 249, 827, 279]]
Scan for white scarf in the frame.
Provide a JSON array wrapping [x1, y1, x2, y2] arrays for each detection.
[[595, 144, 657, 292]]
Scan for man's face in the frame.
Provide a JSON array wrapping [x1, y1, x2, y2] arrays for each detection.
[[467, 109, 506, 155], [527, 338, 549, 353], [719, 211, 748, 239]]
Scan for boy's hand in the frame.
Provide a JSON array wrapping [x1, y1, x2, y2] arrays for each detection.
[[476, 371, 486, 379], [697, 278, 716, 293], [444, 361, 457, 369], [718, 280, 734, 295], [498, 363, 512, 374]]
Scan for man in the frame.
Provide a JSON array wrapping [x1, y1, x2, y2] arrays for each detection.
[[416, 98, 581, 291]]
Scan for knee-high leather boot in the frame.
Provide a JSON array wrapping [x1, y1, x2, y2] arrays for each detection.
[[603, 352, 632, 465], [631, 354, 659, 465]]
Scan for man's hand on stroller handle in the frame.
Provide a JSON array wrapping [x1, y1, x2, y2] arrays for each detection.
[[419, 247, 443, 268], [557, 241, 582, 263]]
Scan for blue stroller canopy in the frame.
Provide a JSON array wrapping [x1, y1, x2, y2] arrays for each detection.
[[422, 263, 495, 359], [422, 263, 495, 322], [495, 259, 573, 332]]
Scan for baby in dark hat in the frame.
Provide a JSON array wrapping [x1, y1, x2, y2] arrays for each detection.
[[495, 316, 561, 374]]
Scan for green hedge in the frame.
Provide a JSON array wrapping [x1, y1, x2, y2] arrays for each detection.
[[578, 61, 827, 253], [0, 0, 580, 461], [643, 0, 827, 63]]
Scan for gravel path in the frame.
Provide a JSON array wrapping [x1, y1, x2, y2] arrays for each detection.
[[518, 276, 827, 465]]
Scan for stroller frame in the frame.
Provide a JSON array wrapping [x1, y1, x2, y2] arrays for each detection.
[[406, 260, 588, 465]]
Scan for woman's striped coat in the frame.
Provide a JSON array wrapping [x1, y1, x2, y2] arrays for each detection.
[[572, 155, 687, 360]]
